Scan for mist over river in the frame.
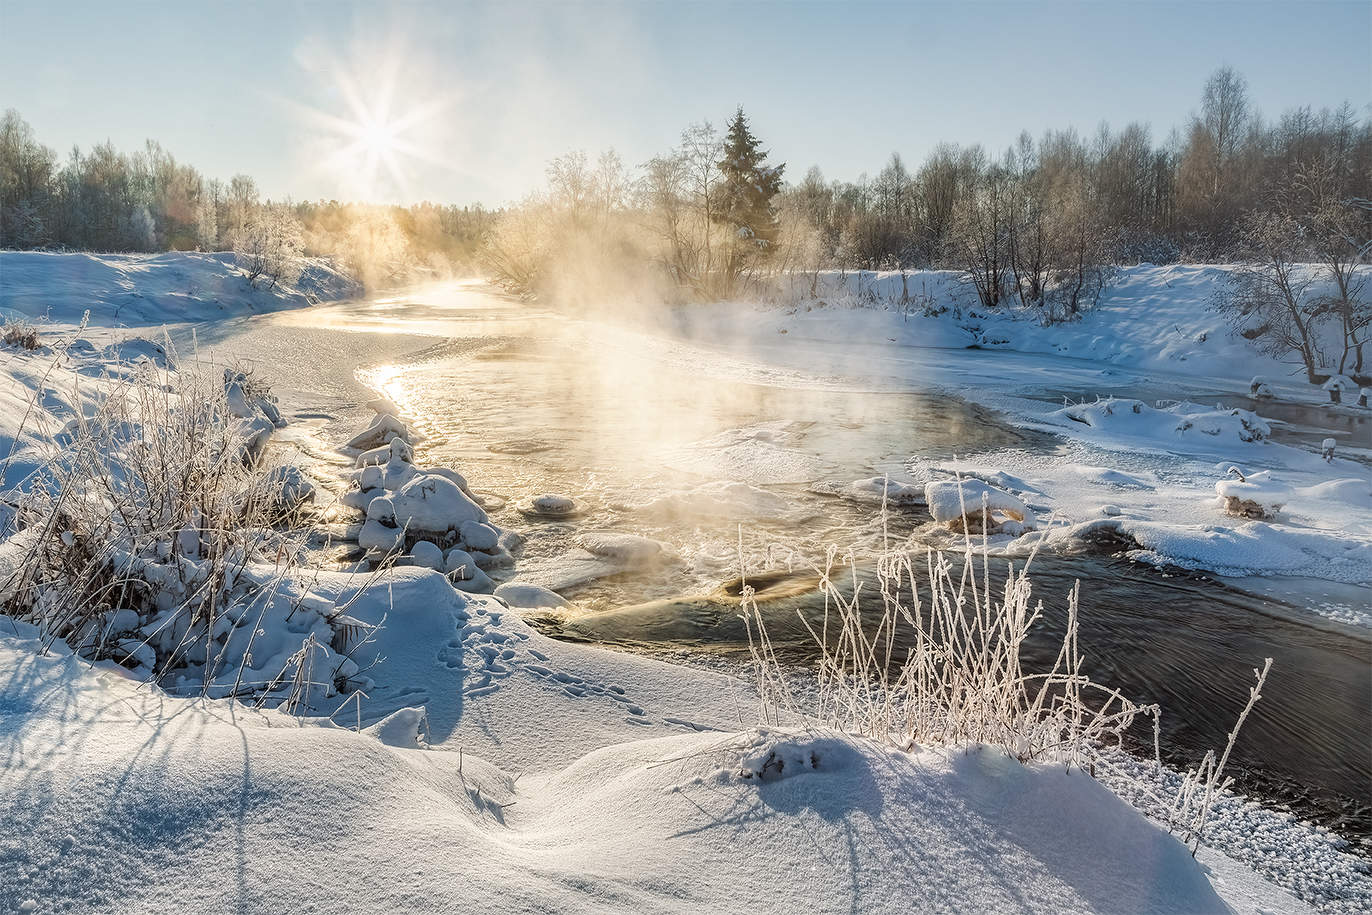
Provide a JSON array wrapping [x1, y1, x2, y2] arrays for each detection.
[[188, 280, 1372, 846]]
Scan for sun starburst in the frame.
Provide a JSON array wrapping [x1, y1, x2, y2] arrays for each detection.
[[277, 34, 463, 201]]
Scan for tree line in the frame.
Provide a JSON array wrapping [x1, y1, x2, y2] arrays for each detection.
[[480, 68, 1369, 376], [0, 111, 497, 287]]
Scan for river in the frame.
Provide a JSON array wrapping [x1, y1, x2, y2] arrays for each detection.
[[187, 280, 1372, 847]]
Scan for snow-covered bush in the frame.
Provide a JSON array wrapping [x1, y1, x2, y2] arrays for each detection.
[[739, 528, 1152, 769], [1, 316, 41, 351], [0, 357, 351, 705]]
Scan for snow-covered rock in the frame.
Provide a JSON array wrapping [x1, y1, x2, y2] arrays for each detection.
[[357, 521, 403, 553], [346, 413, 417, 452], [576, 531, 665, 563], [458, 520, 500, 552], [408, 540, 445, 571], [390, 473, 487, 535], [846, 476, 923, 505], [444, 548, 477, 577], [1215, 468, 1292, 520], [451, 565, 494, 593], [358, 436, 414, 468], [470, 547, 514, 571], [493, 582, 571, 609], [924, 479, 1028, 531], [529, 493, 578, 517]]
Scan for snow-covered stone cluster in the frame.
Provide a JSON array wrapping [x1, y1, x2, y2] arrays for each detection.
[[338, 411, 517, 593]]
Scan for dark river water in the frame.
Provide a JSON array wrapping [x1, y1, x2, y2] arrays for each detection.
[[192, 281, 1372, 847]]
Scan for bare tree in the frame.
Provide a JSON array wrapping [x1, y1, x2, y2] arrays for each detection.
[[235, 203, 302, 290], [1218, 211, 1326, 382], [950, 149, 1013, 308], [1300, 163, 1372, 373]]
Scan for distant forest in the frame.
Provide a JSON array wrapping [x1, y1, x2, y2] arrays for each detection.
[[0, 111, 498, 287], [2, 66, 1369, 310]]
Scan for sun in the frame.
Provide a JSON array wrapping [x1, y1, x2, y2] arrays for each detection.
[[280, 34, 460, 200], [358, 117, 399, 158]]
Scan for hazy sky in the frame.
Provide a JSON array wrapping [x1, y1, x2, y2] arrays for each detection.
[[3, 1, 1368, 206]]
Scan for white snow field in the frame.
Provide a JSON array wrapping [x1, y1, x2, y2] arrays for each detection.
[[0, 601, 1321, 915], [0, 250, 358, 327], [1, 254, 1368, 913]]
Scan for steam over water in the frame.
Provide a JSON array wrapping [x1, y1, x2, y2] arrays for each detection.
[[197, 281, 1372, 846]]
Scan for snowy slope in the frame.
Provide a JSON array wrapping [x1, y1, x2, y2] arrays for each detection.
[[0, 250, 359, 327], [762, 264, 1366, 392], [0, 599, 1323, 915]]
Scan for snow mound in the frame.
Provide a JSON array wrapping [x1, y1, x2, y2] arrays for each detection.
[[925, 479, 1029, 527], [736, 729, 858, 781], [1297, 478, 1372, 508], [1055, 398, 1271, 446], [363, 706, 429, 748], [1068, 464, 1154, 490], [846, 475, 923, 505]]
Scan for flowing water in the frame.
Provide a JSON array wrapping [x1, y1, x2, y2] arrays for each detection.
[[194, 281, 1372, 846]]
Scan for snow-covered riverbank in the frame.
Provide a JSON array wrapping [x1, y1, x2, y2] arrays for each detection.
[[620, 265, 1372, 623], [2, 258, 1369, 913], [0, 250, 359, 328]]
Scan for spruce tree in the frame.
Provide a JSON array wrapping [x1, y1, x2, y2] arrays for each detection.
[[716, 107, 784, 251]]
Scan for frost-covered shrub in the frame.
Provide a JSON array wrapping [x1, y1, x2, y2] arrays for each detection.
[[0, 359, 353, 706], [1, 316, 41, 350], [738, 506, 1272, 856], [739, 527, 1153, 769]]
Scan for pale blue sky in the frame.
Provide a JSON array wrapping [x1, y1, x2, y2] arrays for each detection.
[[2, 1, 1368, 205]]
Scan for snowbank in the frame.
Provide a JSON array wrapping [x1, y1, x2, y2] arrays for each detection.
[[0, 615, 1322, 915], [767, 264, 1367, 393], [911, 449, 1372, 610], [0, 250, 358, 327]]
